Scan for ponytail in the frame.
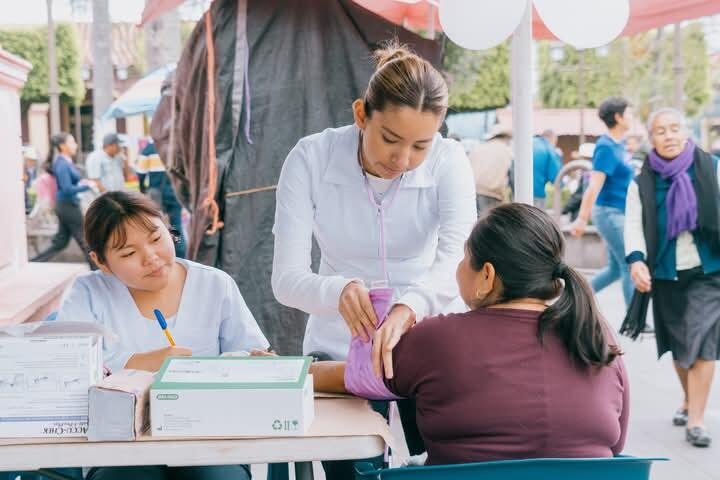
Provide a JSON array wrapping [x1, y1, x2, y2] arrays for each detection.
[[539, 264, 620, 368], [45, 132, 71, 176], [467, 203, 621, 371]]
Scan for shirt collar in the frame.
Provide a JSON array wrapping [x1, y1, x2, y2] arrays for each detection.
[[322, 124, 436, 188]]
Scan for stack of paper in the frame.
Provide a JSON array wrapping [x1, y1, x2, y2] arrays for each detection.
[[0, 321, 106, 437]]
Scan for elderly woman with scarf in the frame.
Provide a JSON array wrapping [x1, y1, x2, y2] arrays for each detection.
[[624, 108, 720, 448]]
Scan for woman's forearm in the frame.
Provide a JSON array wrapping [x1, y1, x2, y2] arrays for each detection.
[[309, 361, 348, 394], [577, 173, 606, 222], [577, 187, 599, 222]]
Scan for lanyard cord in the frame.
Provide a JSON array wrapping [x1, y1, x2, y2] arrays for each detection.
[[357, 131, 404, 283]]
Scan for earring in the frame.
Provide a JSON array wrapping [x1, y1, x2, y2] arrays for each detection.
[[475, 289, 482, 299]]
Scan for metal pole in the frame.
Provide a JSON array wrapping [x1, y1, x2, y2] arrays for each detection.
[[92, 0, 114, 150], [74, 102, 83, 160], [511, 0, 533, 205], [427, 3, 435, 40], [673, 23, 684, 111], [46, 0, 61, 135], [578, 49, 586, 145]]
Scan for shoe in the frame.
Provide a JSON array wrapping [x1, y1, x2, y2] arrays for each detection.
[[686, 426, 712, 447], [673, 408, 688, 426]]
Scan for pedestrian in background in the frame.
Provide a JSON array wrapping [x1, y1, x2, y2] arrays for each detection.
[[570, 97, 635, 306], [532, 129, 562, 209], [136, 140, 187, 259], [468, 125, 512, 217], [625, 108, 720, 448], [85, 133, 129, 193], [31, 132, 96, 269], [22, 145, 39, 213]]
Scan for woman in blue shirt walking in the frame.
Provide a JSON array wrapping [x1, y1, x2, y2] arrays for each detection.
[[570, 97, 635, 306], [32, 132, 96, 268]]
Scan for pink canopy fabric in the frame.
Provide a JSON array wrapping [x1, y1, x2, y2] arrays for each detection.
[[142, 0, 720, 40]]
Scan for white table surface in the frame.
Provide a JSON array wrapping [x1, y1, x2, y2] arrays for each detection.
[[0, 398, 390, 472]]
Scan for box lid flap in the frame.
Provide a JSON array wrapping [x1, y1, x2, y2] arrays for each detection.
[[0, 321, 117, 341], [153, 356, 312, 390]]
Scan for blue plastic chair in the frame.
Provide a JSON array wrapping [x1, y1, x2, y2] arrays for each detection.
[[356, 456, 668, 480]]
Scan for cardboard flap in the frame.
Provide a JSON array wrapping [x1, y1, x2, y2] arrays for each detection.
[[0, 321, 117, 341], [94, 369, 155, 396]]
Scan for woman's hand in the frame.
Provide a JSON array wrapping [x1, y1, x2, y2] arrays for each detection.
[[250, 348, 277, 357], [372, 304, 416, 379], [124, 345, 192, 372], [339, 281, 378, 341], [630, 261, 652, 293], [569, 217, 588, 238]]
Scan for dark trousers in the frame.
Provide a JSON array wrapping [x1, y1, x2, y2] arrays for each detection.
[[31, 200, 96, 269], [146, 173, 186, 259], [163, 190, 186, 259], [86, 464, 251, 480]]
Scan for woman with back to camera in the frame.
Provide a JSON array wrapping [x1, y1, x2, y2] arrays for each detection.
[[311, 203, 629, 465]]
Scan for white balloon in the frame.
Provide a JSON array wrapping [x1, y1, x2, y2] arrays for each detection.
[[534, 0, 629, 49], [439, 0, 528, 51]]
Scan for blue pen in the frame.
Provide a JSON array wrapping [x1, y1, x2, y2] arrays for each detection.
[[153, 309, 176, 346]]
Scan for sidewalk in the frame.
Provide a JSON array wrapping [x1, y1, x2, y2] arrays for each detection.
[[595, 282, 720, 480]]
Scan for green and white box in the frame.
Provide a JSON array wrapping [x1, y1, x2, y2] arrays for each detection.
[[150, 356, 314, 437]]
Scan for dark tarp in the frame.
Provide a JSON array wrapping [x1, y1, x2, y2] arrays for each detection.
[[151, 0, 442, 355]]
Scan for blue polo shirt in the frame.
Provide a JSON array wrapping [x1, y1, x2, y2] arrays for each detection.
[[532, 136, 562, 199], [593, 134, 632, 212]]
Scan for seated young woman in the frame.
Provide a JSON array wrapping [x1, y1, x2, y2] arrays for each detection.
[[57, 191, 269, 480], [310, 203, 629, 466]]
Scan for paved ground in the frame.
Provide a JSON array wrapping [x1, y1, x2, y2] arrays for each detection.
[[594, 281, 720, 480]]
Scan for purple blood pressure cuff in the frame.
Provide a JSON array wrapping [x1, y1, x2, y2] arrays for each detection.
[[343, 287, 403, 400]]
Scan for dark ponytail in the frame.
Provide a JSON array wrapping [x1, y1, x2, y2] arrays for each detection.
[[467, 203, 620, 368], [540, 263, 620, 368], [45, 132, 71, 176]]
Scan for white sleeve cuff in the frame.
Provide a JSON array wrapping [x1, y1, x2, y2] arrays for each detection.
[[323, 277, 362, 311], [396, 291, 430, 323]]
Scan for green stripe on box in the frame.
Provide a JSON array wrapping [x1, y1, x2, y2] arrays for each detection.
[[152, 356, 312, 390]]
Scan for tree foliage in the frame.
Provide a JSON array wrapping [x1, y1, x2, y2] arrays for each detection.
[[443, 38, 510, 112], [538, 23, 710, 118], [0, 23, 85, 105]]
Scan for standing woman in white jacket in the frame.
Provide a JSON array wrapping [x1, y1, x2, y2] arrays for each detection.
[[271, 41, 476, 475]]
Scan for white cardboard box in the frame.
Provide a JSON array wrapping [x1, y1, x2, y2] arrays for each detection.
[[0, 321, 105, 437], [150, 356, 314, 437]]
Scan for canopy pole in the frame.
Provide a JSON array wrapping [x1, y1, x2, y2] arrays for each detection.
[[511, 0, 533, 205]]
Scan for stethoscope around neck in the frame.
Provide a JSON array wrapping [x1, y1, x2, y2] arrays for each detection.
[[357, 130, 404, 284]]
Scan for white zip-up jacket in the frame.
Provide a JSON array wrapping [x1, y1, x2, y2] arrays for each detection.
[[272, 124, 477, 360]]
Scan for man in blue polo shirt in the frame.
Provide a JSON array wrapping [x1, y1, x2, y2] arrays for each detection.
[[570, 97, 635, 306], [532, 129, 562, 209]]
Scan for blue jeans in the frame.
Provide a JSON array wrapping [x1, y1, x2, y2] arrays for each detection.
[[591, 205, 634, 306]]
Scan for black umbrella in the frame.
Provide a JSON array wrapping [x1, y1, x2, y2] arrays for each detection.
[[619, 290, 651, 340]]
